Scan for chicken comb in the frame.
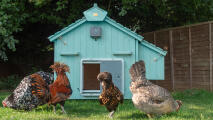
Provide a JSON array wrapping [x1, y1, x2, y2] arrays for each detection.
[[50, 62, 70, 73], [50, 62, 59, 71], [60, 63, 70, 72]]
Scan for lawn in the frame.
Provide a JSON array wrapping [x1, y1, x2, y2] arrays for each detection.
[[0, 90, 213, 120]]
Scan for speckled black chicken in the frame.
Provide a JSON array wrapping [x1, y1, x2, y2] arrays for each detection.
[[129, 61, 182, 118], [2, 71, 53, 110], [97, 72, 124, 118]]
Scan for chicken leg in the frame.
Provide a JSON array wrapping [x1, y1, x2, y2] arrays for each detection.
[[147, 114, 154, 118], [60, 104, 67, 114], [108, 110, 115, 118], [53, 105, 56, 114]]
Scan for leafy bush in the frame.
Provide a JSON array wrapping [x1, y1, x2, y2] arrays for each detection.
[[0, 75, 21, 90]]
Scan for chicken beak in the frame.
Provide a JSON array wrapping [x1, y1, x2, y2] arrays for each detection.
[[2, 101, 7, 107]]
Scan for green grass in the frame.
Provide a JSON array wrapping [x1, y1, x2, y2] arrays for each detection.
[[0, 90, 213, 120]]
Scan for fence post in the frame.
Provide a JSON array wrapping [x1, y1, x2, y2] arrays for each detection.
[[169, 30, 175, 90], [153, 32, 158, 85], [209, 23, 212, 92]]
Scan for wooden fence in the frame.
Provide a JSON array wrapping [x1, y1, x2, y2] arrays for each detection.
[[143, 21, 213, 91]]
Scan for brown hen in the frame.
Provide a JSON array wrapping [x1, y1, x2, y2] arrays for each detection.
[[31, 62, 72, 113], [97, 72, 123, 118]]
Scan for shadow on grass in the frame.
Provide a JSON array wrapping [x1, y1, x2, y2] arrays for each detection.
[[1, 90, 213, 119], [118, 111, 197, 120], [41, 118, 72, 120], [0, 98, 107, 118], [39, 118, 65, 120], [118, 112, 148, 119], [29, 100, 107, 117]]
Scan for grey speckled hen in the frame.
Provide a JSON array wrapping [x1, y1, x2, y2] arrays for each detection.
[[129, 61, 182, 118], [2, 71, 53, 110]]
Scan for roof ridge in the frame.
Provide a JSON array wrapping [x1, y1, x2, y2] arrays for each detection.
[[48, 4, 143, 42], [105, 17, 143, 39], [48, 17, 86, 41], [105, 17, 143, 41], [141, 40, 167, 55]]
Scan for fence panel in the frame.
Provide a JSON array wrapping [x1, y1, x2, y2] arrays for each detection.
[[143, 22, 213, 91]]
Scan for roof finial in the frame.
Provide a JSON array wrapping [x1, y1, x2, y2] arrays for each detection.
[[94, 3, 98, 7]]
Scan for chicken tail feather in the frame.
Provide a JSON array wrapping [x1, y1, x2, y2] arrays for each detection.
[[31, 74, 50, 101], [129, 60, 146, 82]]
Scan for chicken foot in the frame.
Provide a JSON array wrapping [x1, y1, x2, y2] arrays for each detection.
[[147, 114, 154, 118], [108, 110, 115, 118], [53, 105, 56, 114], [60, 104, 67, 114]]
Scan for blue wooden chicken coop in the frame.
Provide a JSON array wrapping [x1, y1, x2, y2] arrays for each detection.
[[48, 4, 167, 99]]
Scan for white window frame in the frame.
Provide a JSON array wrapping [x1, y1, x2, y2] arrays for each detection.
[[80, 58, 124, 96]]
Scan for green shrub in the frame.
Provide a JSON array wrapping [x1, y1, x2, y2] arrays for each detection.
[[0, 75, 21, 90]]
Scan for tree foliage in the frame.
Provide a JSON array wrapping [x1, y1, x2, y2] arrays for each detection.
[[1, 0, 213, 61], [118, 0, 213, 32], [0, 0, 28, 60]]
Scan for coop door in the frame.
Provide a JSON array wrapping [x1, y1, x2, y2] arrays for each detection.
[[82, 60, 123, 96], [83, 63, 100, 91], [100, 61, 122, 92]]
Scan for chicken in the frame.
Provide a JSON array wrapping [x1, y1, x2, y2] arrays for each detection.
[[31, 62, 72, 114], [129, 60, 182, 118], [2, 71, 53, 110], [97, 72, 123, 118]]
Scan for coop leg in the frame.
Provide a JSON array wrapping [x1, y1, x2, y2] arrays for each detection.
[[60, 104, 67, 114], [108, 110, 115, 118]]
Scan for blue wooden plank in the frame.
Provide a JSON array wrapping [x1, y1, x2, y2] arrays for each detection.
[[139, 44, 165, 80], [113, 51, 133, 55], [141, 40, 167, 56], [60, 52, 80, 56]]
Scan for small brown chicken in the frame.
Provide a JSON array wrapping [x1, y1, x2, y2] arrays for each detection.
[[31, 62, 72, 113], [129, 61, 182, 118], [97, 72, 124, 118]]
